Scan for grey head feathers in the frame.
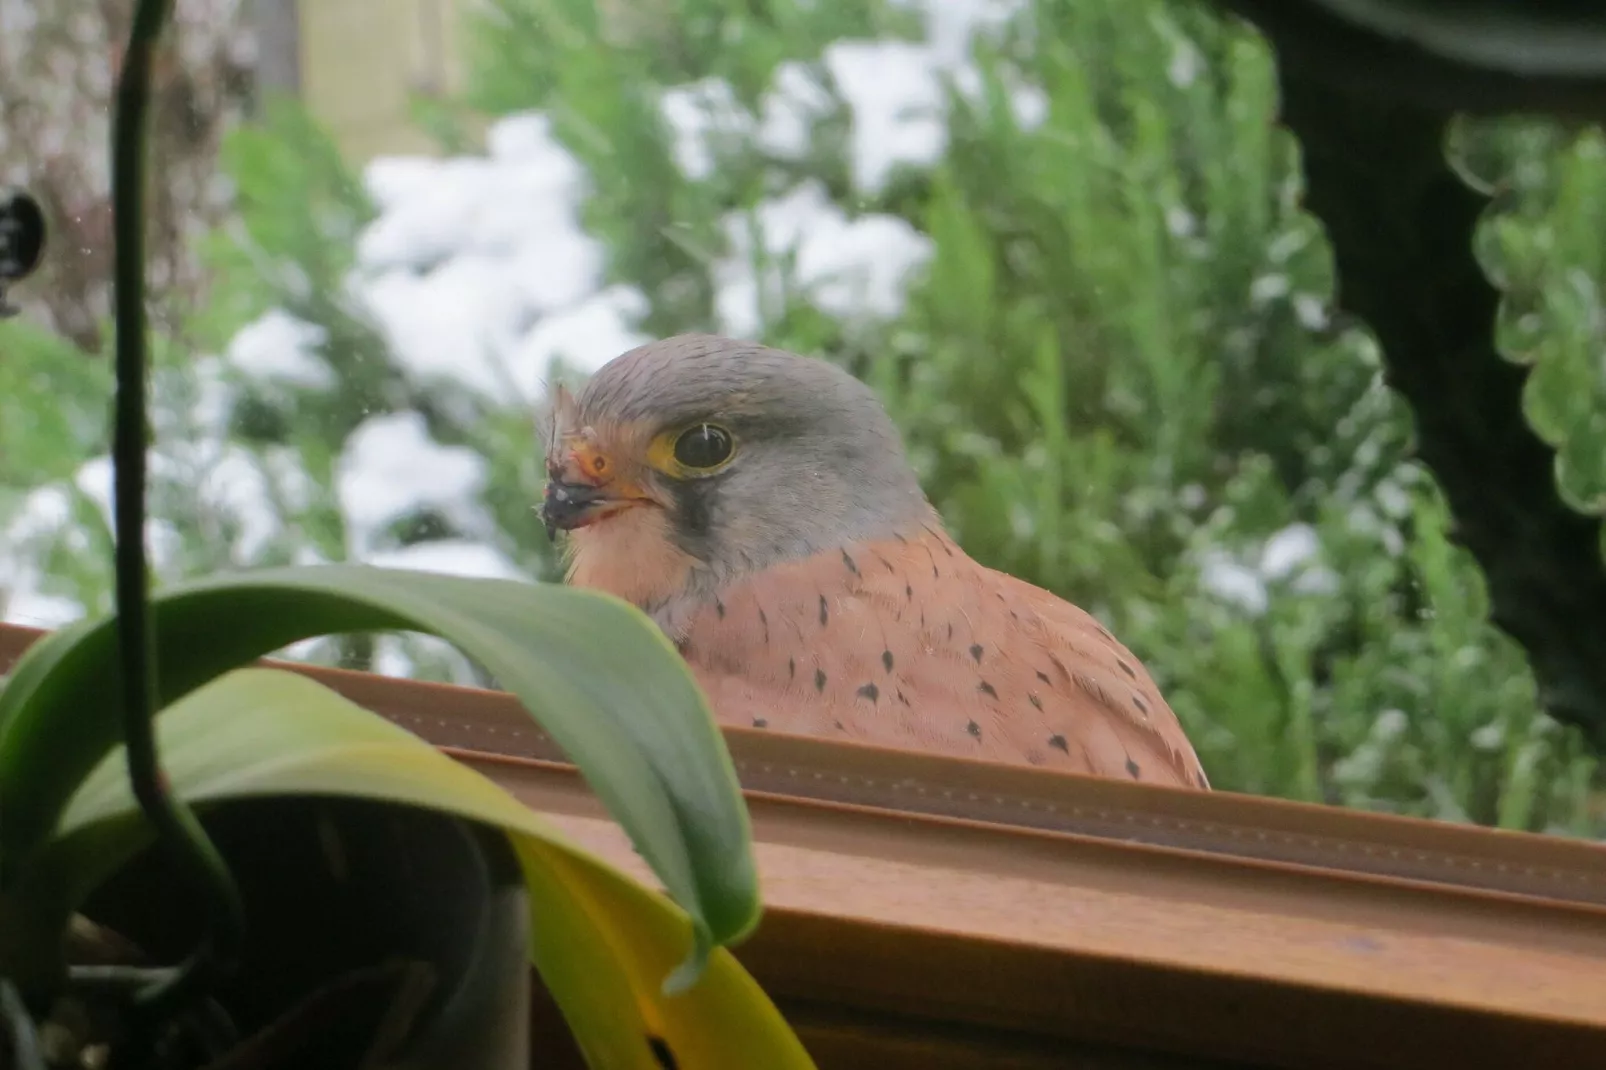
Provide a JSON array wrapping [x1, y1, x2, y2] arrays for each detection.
[[570, 333, 937, 581]]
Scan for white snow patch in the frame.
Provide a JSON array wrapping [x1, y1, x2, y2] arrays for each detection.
[[195, 447, 288, 561], [227, 309, 334, 389], [72, 438, 286, 570], [1198, 549, 1269, 616], [715, 180, 933, 336], [1167, 38, 1202, 88], [1200, 523, 1344, 615], [661, 78, 754, 181], [1375, 478, 1414, 518], [826, 41, 950, 195], [1250, 273, 1290, 306], [1, 486, 85, 629], [336, 413, 489, 556], [372, 638, 417, 679], [364, 539, 528, 582], [353, 112, 620, 398], [512, 285, 653, 394], [1292, 566, 1342, 597], [360, 115, 590, 272], [360, 254, 531, 397], [3, 590, 82, 630], [1260, 523, 1320, 580], [71, 457, 114, 535], [758, 61, 835, 159], [896, 0, 1025, 67]]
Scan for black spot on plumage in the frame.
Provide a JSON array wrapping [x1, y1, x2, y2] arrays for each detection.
[[882, 649, 895, 672], [1048, 654, 1070, 681], [1074, 671, 1111, 706], [904, 583, 914, 600], [758, 607, 768, 640], [897, 689, 910, 706], [818, 595, 829, 626], [969, 643, 984, 663], [1035, 669, 1051, 685], [714, 599, 725, 619], [857, 682, 879, 703], [1132, 694, 1149, 716], [978, 680, 998, 699], [1028, 693, 1043, 710], [946, 623, 954, 640], [876, 553, 896, 572], [1049, 734, 1070, 753], [1125, 757, 1142, 779], [648, 1035, 678, 1069], [815, 668, 827, 692], [752, 717, 768, 729], [834, 720, 845, 730], [967, 719, 982, 739], [1117, 658, 1136, 678], [842, 549, 860, 575]]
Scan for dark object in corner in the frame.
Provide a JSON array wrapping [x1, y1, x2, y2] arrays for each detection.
[[1198, 0, 1606, 746], [0, 188, 46, 318], [1217, 0, 1606, 118], [79, 796, 531, 1069]]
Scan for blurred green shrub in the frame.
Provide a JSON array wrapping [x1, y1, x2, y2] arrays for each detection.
[[6, 0, 1604, 835]]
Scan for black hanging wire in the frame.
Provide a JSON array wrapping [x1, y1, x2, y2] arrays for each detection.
[[0, 149, 49, 1070], [109, 0, 246, 1016]]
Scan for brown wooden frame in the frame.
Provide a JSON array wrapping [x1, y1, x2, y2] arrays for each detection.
[[5, 621, 1606, 1068]]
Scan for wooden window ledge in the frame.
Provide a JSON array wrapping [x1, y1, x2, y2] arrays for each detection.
[[5, 622, 1606, 1069]]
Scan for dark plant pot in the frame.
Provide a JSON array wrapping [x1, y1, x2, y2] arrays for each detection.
[[78, 795, 530, 1069]]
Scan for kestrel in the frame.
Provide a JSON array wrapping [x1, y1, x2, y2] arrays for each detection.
[[540, 334, 1209, 789]]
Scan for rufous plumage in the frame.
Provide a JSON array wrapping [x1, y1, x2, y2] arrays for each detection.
[[540, 334, 1209, 790]]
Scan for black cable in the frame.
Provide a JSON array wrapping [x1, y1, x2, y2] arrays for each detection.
[[110, 0, 245, 1015]]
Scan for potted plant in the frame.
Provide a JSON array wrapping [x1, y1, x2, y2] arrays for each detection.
[[0, 3, 816, 1067]]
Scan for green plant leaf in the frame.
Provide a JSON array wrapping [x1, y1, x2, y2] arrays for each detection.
[[0, 565, 757, 972], [28, 667, 816, 1069]]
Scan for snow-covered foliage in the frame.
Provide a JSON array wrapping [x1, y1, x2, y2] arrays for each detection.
[[5, 0, 1606, 830]]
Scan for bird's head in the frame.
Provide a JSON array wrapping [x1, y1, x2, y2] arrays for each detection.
[[538, 334, 934, 623]]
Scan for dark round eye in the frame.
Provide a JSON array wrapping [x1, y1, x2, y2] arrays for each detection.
[[673, 423, 734, 470]]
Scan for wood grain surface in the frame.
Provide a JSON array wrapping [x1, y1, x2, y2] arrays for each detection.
[[7, 621, 1606, 1068]]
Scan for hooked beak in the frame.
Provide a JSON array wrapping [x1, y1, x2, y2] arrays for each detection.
[[541, 480, 621, 538], [540, 434, 647, 539]]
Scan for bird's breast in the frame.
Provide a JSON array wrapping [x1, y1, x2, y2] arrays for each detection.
[[564, 506, 704, 630], [674, 528, 1210, 790]]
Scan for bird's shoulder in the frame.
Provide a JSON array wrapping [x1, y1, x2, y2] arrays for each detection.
[[678, 526, 1208, 789]]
